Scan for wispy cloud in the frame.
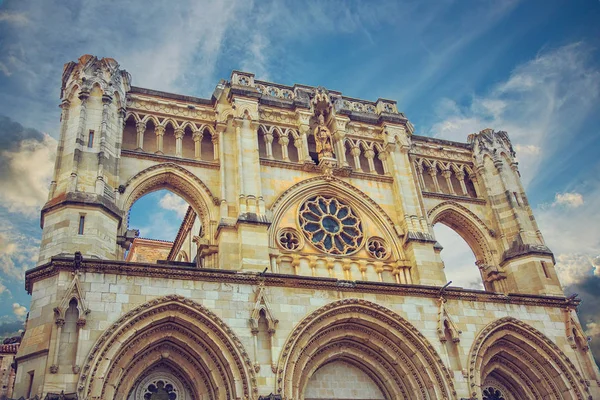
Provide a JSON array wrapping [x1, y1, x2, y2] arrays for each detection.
[[12, 303, 26, 319], [427, 42, 600, 188], [0, 11, 28, 25], [158, 193, 188, 219]]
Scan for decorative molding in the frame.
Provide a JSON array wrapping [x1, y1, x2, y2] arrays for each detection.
[[121, 149, 220, 170], [25, 257, 581, 308]]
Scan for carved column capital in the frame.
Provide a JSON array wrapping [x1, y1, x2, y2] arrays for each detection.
[[174, 128, 184, 139], [155, 125, 166, 136], [363, 149, 375, 160], [136, 121, 146, 135], [192, 130, 203, 142], [55, 318, 65, 327]]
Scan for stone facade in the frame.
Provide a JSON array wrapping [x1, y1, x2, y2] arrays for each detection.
[[9, 54, 600, 399], [0, 337, 20, 399]]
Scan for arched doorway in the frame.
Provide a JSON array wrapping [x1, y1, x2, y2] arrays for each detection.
[[468, 317, 589, 400], [78, 295, 255, 400], [304, 360, 385, 400], [276, 299, 455, 399]]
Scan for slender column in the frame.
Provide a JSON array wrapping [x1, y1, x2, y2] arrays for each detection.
[[350, 146, 362, 171], [50, 318, 65, 373], [333, 131, 347, 166], [70, 90, 90, 191], [49, 99, 70, 199], [215, 123, 227, 217], [211, 132, 219, 161], [455, 171, 468, 196], [135, 121, 146, 150], [416, 163, 426, 190], [73, 318, 86, 373], [95, 94, 112, 194], [469, 171, 480, 197], [155, 125, 165, 154], [364, 149, 376, 173], [264, 131, 274, 159], [299, 125, 312, 162], [441, 169, 455, 195], [294, 137, 303, 162], [378, 151, 390, 175], [193, 130, 203, 160], [428, 168, 441, 192], [279, 135, 290, 161], [175, 128, 184, 157]]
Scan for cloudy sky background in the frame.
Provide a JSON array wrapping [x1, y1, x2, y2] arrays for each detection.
[[0, 0, 599, 361]]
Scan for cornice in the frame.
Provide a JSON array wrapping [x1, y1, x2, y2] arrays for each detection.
[[120, 150, 220, 170], [25, 257, 576, 309], [422, 191, 487, 205]]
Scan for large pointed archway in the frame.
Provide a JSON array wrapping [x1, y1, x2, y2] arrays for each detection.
[[468, 317, 589, 400], [78, 295, 255, 400], [276, 298, 456, 400]]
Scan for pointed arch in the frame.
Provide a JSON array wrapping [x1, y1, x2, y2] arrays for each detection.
[[141, 114, 160, 126], [119, 163, 219, 242], [276, 298, 456, 399], [78, 295, 256, 400], [269, 176, 403, 259], [428, 201, 497, 266], [54, 274, 89, 320], [468, 317, 589, 400]]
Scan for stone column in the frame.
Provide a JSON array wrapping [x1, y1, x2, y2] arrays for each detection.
[[136, 121, 146, 150], [175, 128, 184, 157], [378, 151, 390, 175], [50, 318, 65, 373], [70, 89, 90, 191], [294, 137, 303, 162], [212, 131, 220, 161], [264, 131, 274, 159], [279, 135, 290, 161], [95, 94, 112, 195], [428, 168, 441, 192], [155, 125, 165, 155], [455, 170, 468, 196], [364, 149, 376, 173], [193, 130, 203, 160], [441, 169, 455, 195], [332, 130, 347, 167], [299, 124, 312, 163], [350, 146, 362, 171], [415, 163, 426, 190], [73, 318, 86, 373]]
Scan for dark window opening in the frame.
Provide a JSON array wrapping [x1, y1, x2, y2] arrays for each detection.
[[88, 130, 94, 148], [78, 215, 85, 235], [26, 371, 34, 398]]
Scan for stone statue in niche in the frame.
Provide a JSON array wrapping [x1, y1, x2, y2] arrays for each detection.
[[314, 112, 333, 160]]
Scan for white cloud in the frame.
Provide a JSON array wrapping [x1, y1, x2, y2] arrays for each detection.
[[553, 192, 584, 208], [0, 11, 29, 25], [0, 280, 9, 297], [0, 134, 56, 217], [428, 43, 600, 187], [158, 193, 189, 219], [0, 220, 40, 280], [12, 303, 27, 319]]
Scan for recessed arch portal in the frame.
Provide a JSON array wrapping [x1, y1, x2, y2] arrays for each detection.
[[78, 295, 256, 400], [468, 317, 589, 400], [276, 298, 456, 400]]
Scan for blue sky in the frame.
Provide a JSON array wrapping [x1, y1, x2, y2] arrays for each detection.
[[0, 0, 599, 359]]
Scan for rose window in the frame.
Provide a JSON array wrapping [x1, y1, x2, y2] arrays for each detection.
[[299, 196, 363, 254], [278, 228, 303, 251], [366, 237, 389, 260], [143, 379, 178, 400]]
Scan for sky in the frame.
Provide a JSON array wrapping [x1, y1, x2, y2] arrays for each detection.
[[0, 0, 599, 362]]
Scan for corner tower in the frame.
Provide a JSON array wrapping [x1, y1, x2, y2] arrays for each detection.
[[39, 55, 130, 264]]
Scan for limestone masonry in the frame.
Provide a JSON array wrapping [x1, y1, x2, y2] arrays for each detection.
[[8, 55, 600, 399]]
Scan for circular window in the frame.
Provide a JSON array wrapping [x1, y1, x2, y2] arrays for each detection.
[[278, 228, 303, 251], [482, 387, 506, 400], [366, 237, 389, 260], [299, 196, 363, 254]]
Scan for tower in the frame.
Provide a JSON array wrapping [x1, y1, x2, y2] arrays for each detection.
[[40, 55, 130, 264]]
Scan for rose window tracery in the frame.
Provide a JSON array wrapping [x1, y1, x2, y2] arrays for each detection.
[[143, 379, 178, 400], [299, 196, 363, 254], [482, 387, 506, 400], [278, 228, 303, 251], [366, 237, 389, 260]]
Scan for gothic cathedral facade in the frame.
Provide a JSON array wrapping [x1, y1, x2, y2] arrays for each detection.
[[10, 55, 600, 399]]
